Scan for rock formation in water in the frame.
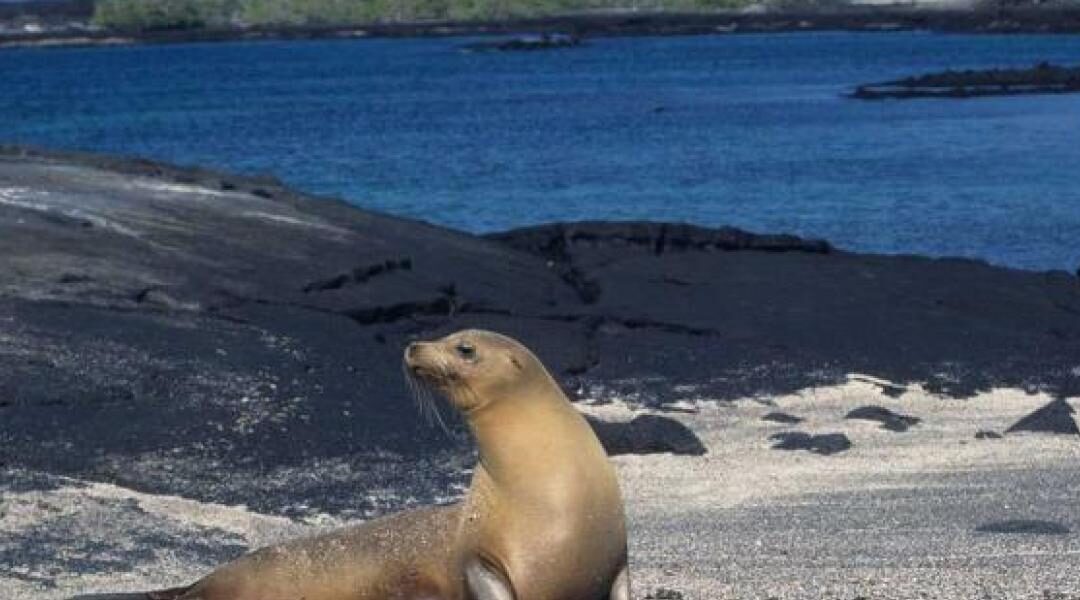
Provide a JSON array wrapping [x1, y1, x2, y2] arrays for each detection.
[[852, 62, 1080, 99]]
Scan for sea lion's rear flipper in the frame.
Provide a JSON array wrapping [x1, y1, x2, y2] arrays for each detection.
[[69, 585, 191, 600], [465, 558, 514, 600], [609, 566, 630, 600]]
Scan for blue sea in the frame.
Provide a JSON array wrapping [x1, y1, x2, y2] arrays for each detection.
[[1, 32, 1079, 271]]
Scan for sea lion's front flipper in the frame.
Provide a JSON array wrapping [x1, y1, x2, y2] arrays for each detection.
[[609, 565, 630, 600], [465, 558, 514, 600]]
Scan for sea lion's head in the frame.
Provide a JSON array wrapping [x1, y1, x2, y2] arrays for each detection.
[[403, 329, 538, 415]]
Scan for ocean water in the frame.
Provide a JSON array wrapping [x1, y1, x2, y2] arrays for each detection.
[[1, 32, 1079, 271]]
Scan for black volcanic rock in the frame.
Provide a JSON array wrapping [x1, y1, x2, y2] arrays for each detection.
[[845, 406, 922, 432], [461, 32, 582, 52], [852, 62, 1080, 99], [489, 221, 1080, 401], [0, 147, 582, 515], [975, 430, 1004, 440], [769, 432, 852, 455], [762, 411, 804, 424], [976, 519, 1071, 535], [1005, 398, 1079, 436], [587, 415, 707, 456], [3, 146, 1080, 516], [645, 589, 686, 600]]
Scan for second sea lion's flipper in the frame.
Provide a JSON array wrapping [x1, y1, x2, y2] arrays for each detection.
[[465, 558, 514, 600]]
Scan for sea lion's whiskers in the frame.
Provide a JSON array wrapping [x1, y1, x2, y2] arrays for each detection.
[[403, 360, 452, 437], [402, 363, 423, 418], [403, 363, 433, 425], [429, 395, 451, 435], [425, 354, 454, 436]]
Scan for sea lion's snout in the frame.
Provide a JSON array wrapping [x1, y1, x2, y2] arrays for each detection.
[[403, 341, 448, 384], [403, 342, 430, 374]]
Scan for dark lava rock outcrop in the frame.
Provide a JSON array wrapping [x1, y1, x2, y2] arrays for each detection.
[[586, 415, 708, 456], [1005, 398, 1079, 436], [852, 62, 1080, 99], [769, 432, 852, 456], [762, 411, 804, 424], [976, 519, 1071, 535], [3, 145, 1080, 515], [845, 405, 922, 432], [488, 221, 1080, 401]]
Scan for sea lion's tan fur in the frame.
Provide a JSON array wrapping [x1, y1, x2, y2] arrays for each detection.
[[164, 329, 629, 600]]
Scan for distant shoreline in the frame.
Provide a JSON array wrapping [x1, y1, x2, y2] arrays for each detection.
[[4, 7, 1080, 49]]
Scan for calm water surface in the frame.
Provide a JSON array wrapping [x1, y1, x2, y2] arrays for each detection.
[[1, 32, 1079, 271]]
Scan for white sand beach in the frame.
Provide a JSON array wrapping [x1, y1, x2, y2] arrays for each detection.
[[4, 378, 1078, 600]]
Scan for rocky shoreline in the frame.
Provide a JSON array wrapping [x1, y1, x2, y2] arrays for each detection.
[[2, 142, 1078, 500], [5, 7, 1080, 49], [2, 146, 1079, 598]]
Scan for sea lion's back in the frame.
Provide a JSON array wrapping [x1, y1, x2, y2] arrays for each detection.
[[181, 505, 462, 600]]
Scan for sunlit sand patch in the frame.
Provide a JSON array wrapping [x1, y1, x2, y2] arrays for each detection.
[[3, 382, 1078, 599], [610, 382, 1080, 598], [0, 470, 312, 599]]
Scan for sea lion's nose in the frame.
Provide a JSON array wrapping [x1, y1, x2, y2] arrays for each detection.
[[405, 342, 421, 361]]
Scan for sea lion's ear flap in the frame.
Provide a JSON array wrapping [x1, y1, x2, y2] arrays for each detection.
[[465, 557, 515, 600], [609, 565, 631, 600], [508, 354, 524, 372]]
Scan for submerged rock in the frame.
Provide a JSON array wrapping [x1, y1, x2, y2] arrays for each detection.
[[852, 62, 1080, 99]]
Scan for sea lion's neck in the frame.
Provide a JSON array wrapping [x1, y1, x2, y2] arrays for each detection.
[[466, 377, 595, 488]]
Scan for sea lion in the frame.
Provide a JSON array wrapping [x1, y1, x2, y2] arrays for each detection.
[[75, 329, 629, 600]]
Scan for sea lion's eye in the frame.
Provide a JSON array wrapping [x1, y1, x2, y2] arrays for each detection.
[[456, 342, 477, 361]]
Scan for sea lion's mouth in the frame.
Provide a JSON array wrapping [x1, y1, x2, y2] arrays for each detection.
[[404, 344, 459, 388], [404, 343, 447, 380], [407, 364, 430, 377], [405, 362, 453, 386]]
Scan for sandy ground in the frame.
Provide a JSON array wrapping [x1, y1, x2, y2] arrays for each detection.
[[3, 377, 1079, 600]]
